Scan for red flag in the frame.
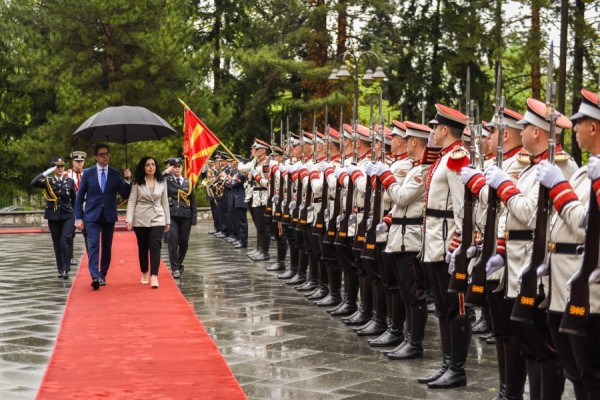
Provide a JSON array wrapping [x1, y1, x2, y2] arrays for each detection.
[[183, 108, 221, 188]]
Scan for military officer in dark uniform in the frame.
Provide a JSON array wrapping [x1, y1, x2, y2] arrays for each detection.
[[31, 157, 76, 279], [229, 161, 249, 248], [163, 157, 197, 278]]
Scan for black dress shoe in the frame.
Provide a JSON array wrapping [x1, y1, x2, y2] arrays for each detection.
[[307, 288, 328, 300], [387, 342, 424, 360], [479, 331, 494, 341], [427, 368, 467, 389], [285, 274, 306, 285], [472, 316, 490, 333], [353, 319, 374, 332], [356, 320, 388, 336], [485, 336, 496, 344], [296, 281, 317, 292], [70, 258, 78, 265], [317, 295, 342, 307], [341, 309, 372, 326], [277, 269, 296, 279], [427, 302, 436, 313], [173, 270, 181, 278], [266, 262, 285, 272], [368, 329, 404, 347], [233, 242, 247, 248], [62, 271, 69, 279], [383, 338, 409, 355], [329, 302, 357, 316], [326, 299, 347, 313], [251, 252, 271, 262], [99, 276, 106, 286], [91, 278, 100, 290]]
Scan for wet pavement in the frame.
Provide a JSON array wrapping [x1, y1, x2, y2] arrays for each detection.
[[0, 223, 576, 399]]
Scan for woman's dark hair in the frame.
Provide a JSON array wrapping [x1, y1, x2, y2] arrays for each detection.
[[134, 156, 164, 185]]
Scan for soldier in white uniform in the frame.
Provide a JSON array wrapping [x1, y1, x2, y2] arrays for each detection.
[[266, 145, 287, 272], [485, 97, 578, 400], [462, 107, 530, 400], [536, 88, 600, 399], [376, 121, 429, 359], [247, 139, 272, 261], [368, 120, 413, 347], [418, 103, 471, 389]]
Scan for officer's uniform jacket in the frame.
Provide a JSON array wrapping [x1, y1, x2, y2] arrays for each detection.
[[547, 166, 600, 313], [384, 159, 426, 253], [499, 148, 578, 298], [307, 156, 327, 225], [238, 159, 255, 203], [421, 142, 467, 263], [31, 173, 76, 221], [341, 151, 372, 237], [251, 156, 270, 207], [165, 174, 198, 220], [66, 169, 84, 192], [379, 153, 414, 243], [296, 156, 314, 224], [322, 155, 342, 231]]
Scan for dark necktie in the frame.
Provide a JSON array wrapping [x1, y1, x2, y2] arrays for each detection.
[[100, 169, 106, 192]]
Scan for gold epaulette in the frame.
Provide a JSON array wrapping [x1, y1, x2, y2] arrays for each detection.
[[554, 150, 572, 163], [449, 147, 468, 160], [516, 150, 531, 165]]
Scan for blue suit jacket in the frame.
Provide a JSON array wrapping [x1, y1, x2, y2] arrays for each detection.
[[75, 165, 131, 223]]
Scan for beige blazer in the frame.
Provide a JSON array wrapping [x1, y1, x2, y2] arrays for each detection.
[[126, 180, 170, 227]]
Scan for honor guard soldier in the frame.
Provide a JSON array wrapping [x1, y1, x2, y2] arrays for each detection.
[[31, 157, 76, 279], [418, 103, 471, 389], [67, 150, 87, 260], [227, 158, 249, 248], [212, 154, 229, 238], [314, 127, 344, 308], [163, 157, 197, 278], [336, 124, 375, 327], [369, 120, 415, 348], [461, 106, 531, 400], [266, 145, 287, 271], [375, 121, 429, 359], [248, 138, 272, 261], [485, 97, 578, 399], [536, 88, 600, 399]]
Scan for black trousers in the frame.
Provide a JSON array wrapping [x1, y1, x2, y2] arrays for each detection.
[[209, 198, 220, 230], [424, 261, 462, 320], [570, 315, 600, 398], [133, 226, 164, 275], [48, 217, 75, 274], [216, 196, 228, 234], [235, 207, 248, 244], [167, 216, 192, 272], [392, 252, 425, 306]]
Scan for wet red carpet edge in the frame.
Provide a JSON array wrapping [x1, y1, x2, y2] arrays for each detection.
[[36, 231, 246, 399]]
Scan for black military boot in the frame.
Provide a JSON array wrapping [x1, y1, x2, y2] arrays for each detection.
[[251, 232, 271, 261], [492, 337, 507, 400], [539, 356, 565, 400], [266, 239, 287, 271], [287, 250, 308, 285], [307, 260, 329, 300], [369, 292, 404, 347], [356, 281, 387, 336], [526, 357, 541, 400], [417, 318, 451, 384], [388, 302, 427, 360], [341, 275, 372, 325], [472, 310, 490, 334], [428, 314, 471, 389], [278, 244, 299, 279], [503, 337, 526, 400], [317, 261, 342, 307], [330, 271, 358, 316], [297, 254, 318, 291]]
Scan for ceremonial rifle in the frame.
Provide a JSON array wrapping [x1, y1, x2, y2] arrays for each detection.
[[335, 107, 359, 246], [353, 95, 376, 251], [449, 67, 475, 293], [559, 71, 600, 335], [362, 92, 385, 260], [313, 105, 329, 237], [465, 63, 504, 306], [266, 118, 275, 219], [292, 114, 304, 229], [512, 43, 557, 322], [274, 119, 284, 221], [323, 105, 344, 245], [282, 116, 293, 224], [299, 109, 317, 231]]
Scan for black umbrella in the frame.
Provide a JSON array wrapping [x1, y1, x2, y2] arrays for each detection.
[[73, 105, 176, 144]]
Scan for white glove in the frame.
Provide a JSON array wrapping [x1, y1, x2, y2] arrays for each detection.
[[445, 251, 453, 264], [516, 264, 532, 285], [346, 163, 358, 174], [43, 166, 57, 177], [536, 263, 549, 278], [293, 160, 302, 170], [272, 194, 279, 204], [336, 214, 343, 226], [324, 208, 329, 221], [288, 164, 298, 173], [376, 222, 388, 234], [486, 254, 505, 277], [307, 163, 316, 173], [334, 167, 347, 179], [536, 160, 565, 189], [321, 161, 331, 172], [427, 130, 438, 148], [250, 168, 259, 178], [289, 200, 297, 211], [305, 161, 314, 171], [279, 165, 287, 173], [589, 267, 600, 285], [348, 212, 357, 224], [466, 245, 477, 258], [366, 217, 373, 229], [448, 252, 457, 274], [460, 166, 483, 185], [587, 156, 600, 180], [376, 164, 391, 177], [485, 165, 511, 189], [365, 162, 377, 176], [269, 159, 278, 168]]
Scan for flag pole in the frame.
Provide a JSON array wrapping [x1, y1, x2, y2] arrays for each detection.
[[178, 98, 238, 163]]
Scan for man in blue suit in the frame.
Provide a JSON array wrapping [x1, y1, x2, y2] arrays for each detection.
[[75, 143, 132, 290]]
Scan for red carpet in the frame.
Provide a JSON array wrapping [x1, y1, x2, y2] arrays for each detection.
[[36, 231, 246, 400]]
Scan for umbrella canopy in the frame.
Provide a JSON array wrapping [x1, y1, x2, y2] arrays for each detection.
[[73, 106, 176, 144]]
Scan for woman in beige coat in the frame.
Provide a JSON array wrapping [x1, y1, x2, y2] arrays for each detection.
[[126, 156, 170, 288]]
